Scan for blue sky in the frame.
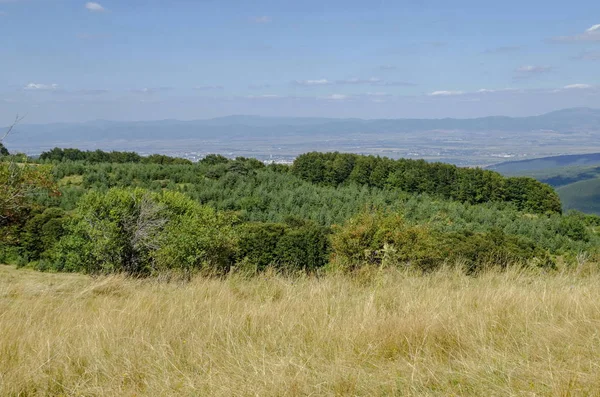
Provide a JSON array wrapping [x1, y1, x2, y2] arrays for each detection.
[[1, 0, 600, 123]]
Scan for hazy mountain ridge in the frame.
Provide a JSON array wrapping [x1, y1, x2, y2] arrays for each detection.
[[4, 107, 600, 166], [7, 107, 600, 143]]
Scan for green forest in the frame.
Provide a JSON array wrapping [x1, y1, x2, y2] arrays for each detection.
[[1, 148, 598, 276]]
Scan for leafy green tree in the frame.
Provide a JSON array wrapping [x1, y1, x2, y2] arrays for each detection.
[[201, 154, 230, 165], [0, 163, 56, 229], [52, 188, 237, 275], [153, 191, 237, 273], [292, 152, 562, 214], [236, 223, 287, 271], [21, 208, 66, 260], [53, 188, 168, 274]]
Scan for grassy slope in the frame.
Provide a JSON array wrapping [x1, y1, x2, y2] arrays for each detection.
[[489, 159, 600, 215], [3, 264, 600, 396], [558, 178, 600, 215]]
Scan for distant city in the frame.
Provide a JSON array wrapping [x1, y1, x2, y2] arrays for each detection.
[[6, 107, 600, 167]]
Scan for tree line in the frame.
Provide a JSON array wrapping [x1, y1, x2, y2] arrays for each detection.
[[1, 148, 598, 276], [39, 147, 193, 165], [292, 152, 562, 214]]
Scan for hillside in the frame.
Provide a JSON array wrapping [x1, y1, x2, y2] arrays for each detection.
[[489, 153, 600, 215], [488, 152, 600, 175], [558, 178, 600, 214], [2, 149, 598, 277]]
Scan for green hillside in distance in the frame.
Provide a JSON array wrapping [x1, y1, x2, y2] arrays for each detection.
[[488, 153, 600, 175], [488, 153, 600, 215], [558, 178, 600, 215]]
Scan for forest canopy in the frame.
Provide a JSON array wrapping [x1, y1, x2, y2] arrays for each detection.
[[292, 152, 562, 214], [1, 148, 596, 276]]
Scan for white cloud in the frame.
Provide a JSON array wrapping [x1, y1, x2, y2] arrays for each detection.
[[323, 94, 349, 100], [551, 24, 600, 42], [85, 2, 105, 12], [586, 24, 600, 33], [24, 83, 59, 91], [428, 85, 596, 97], [563, 84, 592, 89], [250, 16, 271, 24], [248, 83, 271, 90], [379, 81, 417, 87], [477, 88, 518, 93], [336, 77, 381, 85], [294, 77, 415, 88], [428, 90, 464, 96], [194, 85, 224, 91], [130, 87, 172, 95], [516, 65, 550, 73], [294, 79, 332, 86], [514, 65, 552, 79], [247, 94, 281, 99]]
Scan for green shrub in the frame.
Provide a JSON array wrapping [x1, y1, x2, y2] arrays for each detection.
[[236, 219, 331, 272], [331, 210, 554, 271], [236, 223, 287, 271], [330, 210, 440, 269], [21, 208, 67, 260], [439, 229, 554, 272], [274, 220, 331, 271], [52, 188, 237, 275], [153, 192, 237, 274]]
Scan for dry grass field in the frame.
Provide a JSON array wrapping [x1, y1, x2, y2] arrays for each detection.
[[2, 264, 600, 396]]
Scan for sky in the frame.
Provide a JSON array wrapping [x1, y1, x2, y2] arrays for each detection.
[[1, 0, 600, 123]]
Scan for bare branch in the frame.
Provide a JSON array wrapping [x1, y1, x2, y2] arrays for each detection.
[[1, 114, 26, 143]]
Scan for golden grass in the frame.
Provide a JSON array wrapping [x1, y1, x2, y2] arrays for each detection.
[[2, 264, 600, 396]]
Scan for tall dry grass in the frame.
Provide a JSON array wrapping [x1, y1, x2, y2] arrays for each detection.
[[2, 264, 600, 396]]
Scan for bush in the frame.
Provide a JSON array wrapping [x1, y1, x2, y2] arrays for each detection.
[[21, 208, 67, 260], [557, 211, 592, 242], [52, 188, 237, 275], [331, 210, 554, 271], [153, 192, 237, 274], [330, 210, 440, 270], [439, 229, 554, 272], [236, 223, 287, 271], [236, 219, 331, 272], [274, 219, 331, 271]]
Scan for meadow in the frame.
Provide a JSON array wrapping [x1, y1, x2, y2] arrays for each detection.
[[3, 263, 600, 396]]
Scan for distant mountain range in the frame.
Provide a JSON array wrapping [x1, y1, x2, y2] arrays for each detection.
[[3, 107, 600, 166], [5, 107, 599, 145]]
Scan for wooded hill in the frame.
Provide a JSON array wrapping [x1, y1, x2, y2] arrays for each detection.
[[1, 148, 597, 276]]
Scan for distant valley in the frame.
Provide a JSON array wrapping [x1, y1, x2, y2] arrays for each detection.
[[5, 107, 600, 166]]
